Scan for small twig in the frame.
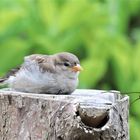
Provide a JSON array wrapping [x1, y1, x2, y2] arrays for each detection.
[[120, 92, 140, 95], [130, 96, 140, 106]]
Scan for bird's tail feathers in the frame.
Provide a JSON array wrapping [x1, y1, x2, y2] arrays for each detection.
[[0, 78, 7, 86]]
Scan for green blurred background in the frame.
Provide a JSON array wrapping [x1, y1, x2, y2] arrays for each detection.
[[0, 0, 140, 139]]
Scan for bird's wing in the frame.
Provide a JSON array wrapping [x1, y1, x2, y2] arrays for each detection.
[[0, 54, 46, 84], [24, 54, 56, 73], [0, 67, 20, 84], [0, 54, 56, 84]]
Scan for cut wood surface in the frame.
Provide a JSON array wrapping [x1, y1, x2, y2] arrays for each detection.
[[0, 89, 129, 140]]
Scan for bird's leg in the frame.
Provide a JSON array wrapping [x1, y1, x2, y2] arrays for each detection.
[[56, 90, 72, 95], [56, 90, 63, 95]]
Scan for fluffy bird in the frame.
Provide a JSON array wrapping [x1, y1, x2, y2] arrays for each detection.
[[0, 52, 83, 94]]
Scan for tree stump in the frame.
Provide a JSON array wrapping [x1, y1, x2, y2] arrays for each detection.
[[0, 89, 129, 140]]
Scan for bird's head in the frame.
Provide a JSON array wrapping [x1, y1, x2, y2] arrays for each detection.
[[53, 52, 83, 78]]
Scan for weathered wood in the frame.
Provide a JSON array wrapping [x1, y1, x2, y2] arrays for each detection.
[[0, 89, 129, 140]]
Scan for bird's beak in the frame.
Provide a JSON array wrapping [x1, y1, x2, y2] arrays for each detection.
[[72, 64, 83, 72]]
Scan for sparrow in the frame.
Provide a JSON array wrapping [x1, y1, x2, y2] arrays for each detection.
[[0, 52, 83, 94]]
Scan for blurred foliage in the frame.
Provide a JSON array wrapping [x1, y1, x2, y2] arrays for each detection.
[[0, 0, 140, 139]]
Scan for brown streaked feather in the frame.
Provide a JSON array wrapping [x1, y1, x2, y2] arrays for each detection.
[[4, 67, 20, 79], [24, 54, 56, 73], [38, 62, 56, 73], [25, 54, 46, 62], [0, 78, 5, 83], [0, 67, 20, 83]]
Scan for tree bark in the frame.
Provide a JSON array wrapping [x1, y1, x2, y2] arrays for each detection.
[[0, 89, 129, 140]]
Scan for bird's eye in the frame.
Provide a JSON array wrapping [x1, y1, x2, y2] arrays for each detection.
[[64, 62, 70, 67], [74, 62, 77, 65]]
